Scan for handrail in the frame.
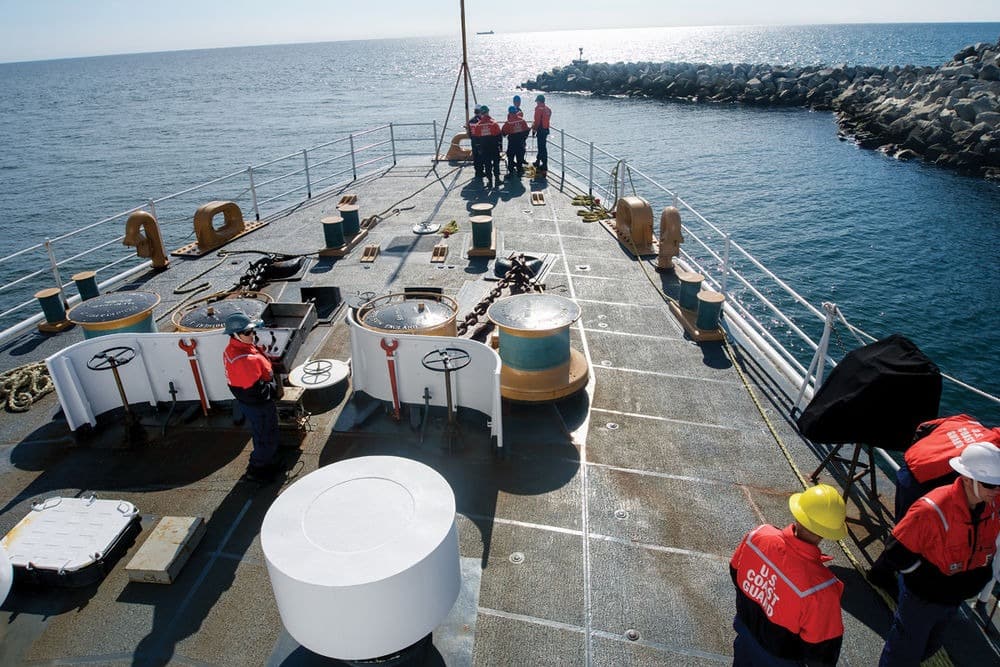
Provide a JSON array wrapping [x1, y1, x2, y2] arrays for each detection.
[[150, 167, 249, 205], [0, 122, 435, 331], [544, 124, 999, 412], [0, 119, 995, 415]]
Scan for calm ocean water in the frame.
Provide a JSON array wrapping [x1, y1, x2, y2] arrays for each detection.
[[1, 23, 998, 418]]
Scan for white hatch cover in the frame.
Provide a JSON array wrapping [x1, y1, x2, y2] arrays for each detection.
[[1, 496, 139, 572], [287, 358, 350, 389], [261, 455, 460, 659]]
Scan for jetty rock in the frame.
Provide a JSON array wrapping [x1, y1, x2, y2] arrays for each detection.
[[523, 39, 1000, 179]]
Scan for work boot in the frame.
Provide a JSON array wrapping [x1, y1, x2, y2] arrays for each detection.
[[242, 462, 279, 484]]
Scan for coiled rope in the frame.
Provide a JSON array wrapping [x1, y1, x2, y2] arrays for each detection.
[[0, 362, 54, 412]]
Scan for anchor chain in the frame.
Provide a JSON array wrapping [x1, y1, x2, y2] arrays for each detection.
[[0, 361, 55, 412], [456, 255, 543, 336], [236, 255, 277, 292]]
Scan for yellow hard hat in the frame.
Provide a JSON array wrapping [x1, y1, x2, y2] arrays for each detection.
[[788, 484, 848, 540]]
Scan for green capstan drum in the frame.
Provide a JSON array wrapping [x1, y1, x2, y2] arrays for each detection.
[[68, 291, 160, 339], [486, 293, 589, 402]]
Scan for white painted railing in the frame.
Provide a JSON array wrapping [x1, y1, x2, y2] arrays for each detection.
[[547, 126, 999, 422], [0, 123, 438, 339], [2, 121, 996, 422]]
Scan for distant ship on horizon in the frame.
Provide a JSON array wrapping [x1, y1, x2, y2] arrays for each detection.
[[476, 30, 494, 35]]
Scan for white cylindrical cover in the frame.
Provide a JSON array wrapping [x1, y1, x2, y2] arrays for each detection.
[[261, 456, 460, 660]]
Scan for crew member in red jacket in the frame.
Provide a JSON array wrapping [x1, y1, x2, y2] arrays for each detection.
[[531, 94, 551, 173], [467, 105, 484, 179], [730, 484, 847, 666], [469, 105, 502, 186], [223, 312, 281, 482], [501, 106, 529, 176], [877, 443, 1000, 666]]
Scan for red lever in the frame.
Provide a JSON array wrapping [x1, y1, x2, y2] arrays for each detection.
[[380, 338, 401, 421], [178, 338, 210, 416]]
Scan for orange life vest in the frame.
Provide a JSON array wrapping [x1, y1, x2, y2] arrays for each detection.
[[533, 103, 551, 130], [904, 414, 1000, 483], [502, 115, 528, 135], [469, 116, 500, 137]]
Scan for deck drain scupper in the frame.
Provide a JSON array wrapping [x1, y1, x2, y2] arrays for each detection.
[[606, 422, 619, 430], [614, 509, 629, 520], [509, 552, 525, 564], [625, 629, 640, 641]]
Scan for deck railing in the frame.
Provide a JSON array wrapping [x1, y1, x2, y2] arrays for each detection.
[[1, 120, 997, 422], [0, 123, 437, 340], [547, 126, 999, 425]]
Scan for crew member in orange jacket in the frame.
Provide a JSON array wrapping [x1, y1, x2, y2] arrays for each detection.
[[894, 414, 1000, 520], [877, 443, 1000, 666], [502, 106, 529, 175], [469, 105, 502, 186], [223, 312, 281, 482], [730, 484, 847, 666], [531, 94, 552, 173], [468, 105, 484, 179]]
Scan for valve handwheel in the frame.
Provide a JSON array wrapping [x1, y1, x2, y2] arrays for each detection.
[[420, 348, 471, 373], [87, 346, 137, 371]]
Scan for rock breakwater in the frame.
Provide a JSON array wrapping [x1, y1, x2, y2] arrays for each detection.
[[522, 39, 1000, 179]]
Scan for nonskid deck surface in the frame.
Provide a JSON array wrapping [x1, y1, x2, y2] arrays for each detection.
[[0, 159, 995, 665]]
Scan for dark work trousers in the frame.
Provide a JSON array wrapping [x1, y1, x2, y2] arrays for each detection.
[[470, 136, 484, 177], [535, 127, 550, 170], [879, 576, 957, 666], [240, 400, 279, 468], [507, 132, 527, 173], [732, 616, 800, 667], [482, 135, 501, 181]]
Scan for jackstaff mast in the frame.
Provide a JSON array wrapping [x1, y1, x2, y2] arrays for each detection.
[[460, 0, 471, 128], [435, 1, 478, 158]]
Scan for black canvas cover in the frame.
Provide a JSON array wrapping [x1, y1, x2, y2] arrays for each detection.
[[797, 334, 941, 451]]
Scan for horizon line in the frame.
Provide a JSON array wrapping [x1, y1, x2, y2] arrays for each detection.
[[2, 20, 999, 65]]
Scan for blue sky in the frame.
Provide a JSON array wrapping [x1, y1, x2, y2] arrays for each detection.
[[1, 0, 998, 63]]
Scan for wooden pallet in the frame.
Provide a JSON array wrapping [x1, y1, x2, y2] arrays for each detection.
[[431, 243, 449, 263], [360, 244, 380, 262]]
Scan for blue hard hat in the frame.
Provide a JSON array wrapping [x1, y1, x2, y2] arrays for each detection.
[[480, 105, 489, 114], [508, 105, 518, 114], [224, 312, 261, 336], [535, 94, 545, 102], [513, 95, 521, 103]]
